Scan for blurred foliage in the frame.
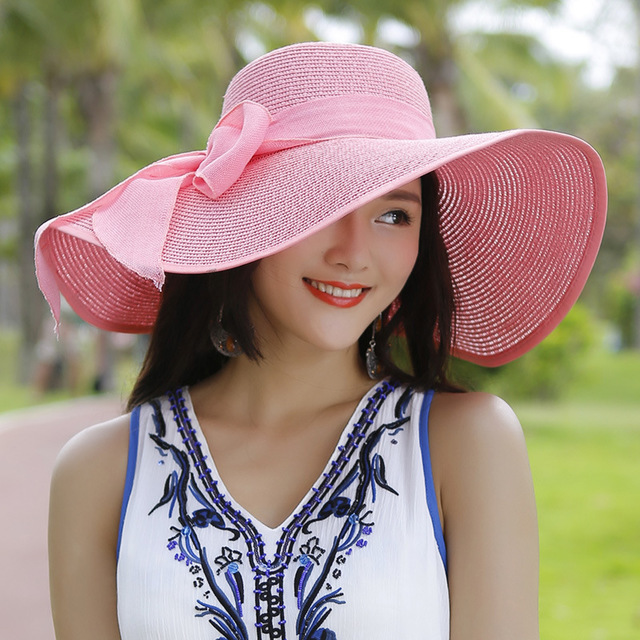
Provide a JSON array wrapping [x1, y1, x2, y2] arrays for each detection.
[[452, 304, 600, 400], [605, 253, 640, 348]]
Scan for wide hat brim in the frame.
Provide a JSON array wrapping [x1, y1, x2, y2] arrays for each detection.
[[36, 127, 606, 366]]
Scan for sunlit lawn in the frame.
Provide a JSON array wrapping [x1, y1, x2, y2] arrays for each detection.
[[1, 330, 639, 638], [514, 350, 640, 639], [519, 406, 640, 639]]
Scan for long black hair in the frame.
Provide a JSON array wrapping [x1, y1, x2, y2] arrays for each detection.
[[127, 172, 463, 410]]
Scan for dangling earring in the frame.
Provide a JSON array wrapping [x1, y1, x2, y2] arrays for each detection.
[[365, 313, 383, 380], [210, 306, 243, 357]]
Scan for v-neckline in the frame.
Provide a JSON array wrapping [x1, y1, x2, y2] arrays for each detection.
[[175, 381, 389, 535]]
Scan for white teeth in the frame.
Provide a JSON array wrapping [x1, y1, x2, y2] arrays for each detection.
[[308, 279, 363, 298]]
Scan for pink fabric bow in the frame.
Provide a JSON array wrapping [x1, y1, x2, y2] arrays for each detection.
[[194, 101, 272, 199], [90, 102, 273, 291]]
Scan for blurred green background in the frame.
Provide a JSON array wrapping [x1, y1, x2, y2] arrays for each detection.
[[1, 0, 639, 638]]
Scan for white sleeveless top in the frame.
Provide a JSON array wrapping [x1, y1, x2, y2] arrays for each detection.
[[117, 380, 449, 639]]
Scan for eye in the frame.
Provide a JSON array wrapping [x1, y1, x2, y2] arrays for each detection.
[[377, 209, 413, 225]]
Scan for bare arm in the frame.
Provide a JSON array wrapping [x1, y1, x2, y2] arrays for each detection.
[[430, 392, 539, 640], [49, 414, 130, 640]]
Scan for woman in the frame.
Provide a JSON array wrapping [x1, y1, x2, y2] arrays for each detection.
[[37, 42, 606, 639]]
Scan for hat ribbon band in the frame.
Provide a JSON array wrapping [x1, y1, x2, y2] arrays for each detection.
[[193, 95, 435, 200]]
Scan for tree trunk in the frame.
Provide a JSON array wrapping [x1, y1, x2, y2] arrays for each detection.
[[77, 69, 120, 391], [77, 69, 118, 198], [634, 0, 640, 349], [14, 82, 45, 384], [42, 71, 61, 223], [413, 42, 469, 137]]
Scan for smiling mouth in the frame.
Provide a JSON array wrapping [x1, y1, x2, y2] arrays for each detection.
[[303, 278, 370, 307], [304, 278, 366, 298]]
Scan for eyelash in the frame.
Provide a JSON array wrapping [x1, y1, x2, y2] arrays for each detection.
[[378, 209, 413, 226]]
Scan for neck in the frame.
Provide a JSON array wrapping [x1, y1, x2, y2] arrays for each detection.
[[194, 342, 374, 429]]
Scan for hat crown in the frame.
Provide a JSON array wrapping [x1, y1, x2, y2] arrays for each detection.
[[221, 42, 433, 122]]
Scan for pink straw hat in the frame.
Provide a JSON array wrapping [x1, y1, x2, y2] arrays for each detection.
[[35, 41, 606, 366]]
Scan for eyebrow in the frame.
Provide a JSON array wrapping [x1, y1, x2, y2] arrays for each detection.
[[381, 189, 422, 205]]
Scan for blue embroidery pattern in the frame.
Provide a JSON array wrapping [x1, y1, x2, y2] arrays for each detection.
[[148, 382, 413, 639]]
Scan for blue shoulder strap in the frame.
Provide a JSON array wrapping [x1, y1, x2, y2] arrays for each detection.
[[117, 405, 141, 560], [419, 390, 447, 573]]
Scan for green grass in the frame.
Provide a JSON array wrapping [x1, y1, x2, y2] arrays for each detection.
[[510, 350, 640, 638], [519, 408, 640, 639]]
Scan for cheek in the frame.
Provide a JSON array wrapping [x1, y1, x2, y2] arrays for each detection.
[[251, 264, 287, 310], [250, 250, 306, 313], [255, 241, 310, 283], [386, 235, 421, 286]]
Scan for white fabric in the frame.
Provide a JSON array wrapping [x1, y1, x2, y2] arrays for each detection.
[[117, 382, 449, 639]]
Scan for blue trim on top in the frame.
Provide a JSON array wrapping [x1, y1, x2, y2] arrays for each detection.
[[117, 405, 141, 560], [419, 390, 447, 573]]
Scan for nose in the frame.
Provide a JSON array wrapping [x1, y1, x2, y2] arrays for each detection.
[[323, 212, 370, 272]]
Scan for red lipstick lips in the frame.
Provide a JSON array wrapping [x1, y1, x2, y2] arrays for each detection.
[[303, 278, 369, 308]]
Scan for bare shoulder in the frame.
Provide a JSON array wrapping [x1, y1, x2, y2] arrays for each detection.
[[427, 392, 539, 639], [429, 390, 522, 435], [49, 413, 132, 638], [51, 413, 131, 545], [428, 391, 527, 474], [427, 391, 533, 524], [53, 413, 131, 490]]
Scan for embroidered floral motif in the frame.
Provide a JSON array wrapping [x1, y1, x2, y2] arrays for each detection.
[[296, 537, 325, 565], [215, 547, 244, 575], [192, 508, 225, 528], [148, 381, 411, 639], [317, 496, 351, 519]]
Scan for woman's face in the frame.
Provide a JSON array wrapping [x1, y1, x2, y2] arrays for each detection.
[[249, 178, 422, 354]]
